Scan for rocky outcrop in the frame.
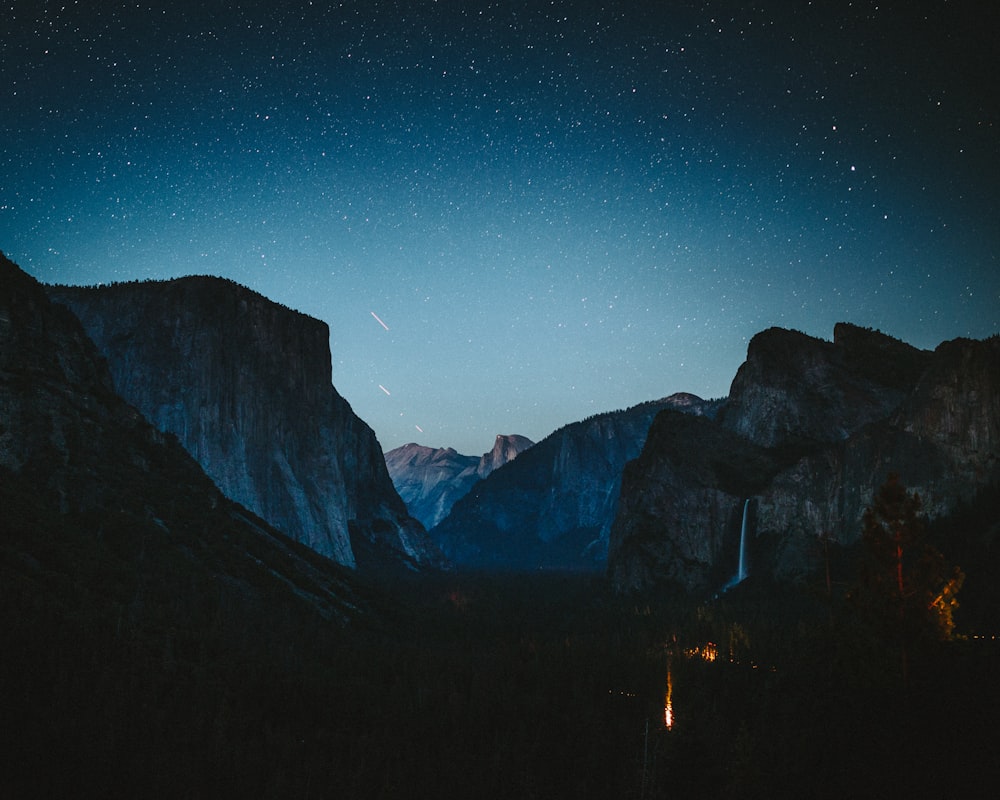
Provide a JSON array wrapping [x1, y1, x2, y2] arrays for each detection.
[[477, 434, 534, 479], [756, 334, 1000, 573], [431, 395, 722, 570], [48, 277, 444, 571], [609, 326, 1000, 594], [1, 253, 365, 621], [385, 434, 533, 530], [719, 324, 929, 449], [607, 411, 789, 592]]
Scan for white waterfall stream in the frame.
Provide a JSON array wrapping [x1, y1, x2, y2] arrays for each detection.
[[737, 498, 750, 583], [720, 499, 751, 593]]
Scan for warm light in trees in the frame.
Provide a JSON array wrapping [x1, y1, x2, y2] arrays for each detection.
[[664, 657, 674, 730], [856, 473, 966, 689], [928, 567, 965, 640], [683, 641, 718, 662]]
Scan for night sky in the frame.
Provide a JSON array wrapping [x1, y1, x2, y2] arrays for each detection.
[[3, 1, 998, 455]]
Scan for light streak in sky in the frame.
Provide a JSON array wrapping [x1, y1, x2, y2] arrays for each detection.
[[415, 425, 424, 433], [379, 384, 391, 396], [370, 311, 390, 331]]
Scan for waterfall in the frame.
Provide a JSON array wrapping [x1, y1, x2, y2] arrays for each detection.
[[737, 498, 750, 583], [720, 499, 751, 593]]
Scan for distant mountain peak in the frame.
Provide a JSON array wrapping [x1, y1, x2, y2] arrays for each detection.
[[385, 434, 534, 530], [662, 391, 707, 406], [478, 434, 534, 479]]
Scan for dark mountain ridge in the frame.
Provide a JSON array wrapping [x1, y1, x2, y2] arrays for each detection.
[[609, 324, 1000, 594], [718, 323, 930, 448], [431, 393, 722, 570], [47, 275, 443, 572]]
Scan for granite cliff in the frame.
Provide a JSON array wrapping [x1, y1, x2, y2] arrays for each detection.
[[48, 277, 443, 571], [431, 394, 723, 570], [476, 433, 535, 479], [719, 323, 930, 448], [609, 324, 1000, 594], [1, 253, 364, 621], [385, 434, 533, 530]]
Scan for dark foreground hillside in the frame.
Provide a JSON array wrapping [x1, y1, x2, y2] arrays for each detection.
[[4, 536, 999, 799]]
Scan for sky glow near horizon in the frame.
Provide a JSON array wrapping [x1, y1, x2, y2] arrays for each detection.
[[3, 1, 998, 455]]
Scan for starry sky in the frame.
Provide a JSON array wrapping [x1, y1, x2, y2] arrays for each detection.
[[3, 1, 998, 455]]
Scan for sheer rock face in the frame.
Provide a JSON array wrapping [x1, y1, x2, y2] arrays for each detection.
[[48, 277, 443, 571], [607, 411, 786, 593], [385, 434, 533, 531], [431, 395, 722, 571], [609, 326, 1000, 594], [1, 253, 365, 621], [477, 434, 534, 479]]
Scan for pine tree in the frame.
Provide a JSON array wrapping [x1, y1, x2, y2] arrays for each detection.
[[854, 474, 965, 688]]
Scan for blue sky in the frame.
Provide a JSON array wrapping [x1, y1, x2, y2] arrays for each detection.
[[3, 0, 997, 454]]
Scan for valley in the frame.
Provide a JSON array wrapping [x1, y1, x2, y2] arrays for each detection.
[[3, 253, 998, 797]]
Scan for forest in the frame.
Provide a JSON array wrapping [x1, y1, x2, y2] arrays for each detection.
[[2, 476, 999, 799]]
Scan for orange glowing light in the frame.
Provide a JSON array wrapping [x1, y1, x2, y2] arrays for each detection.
[[682, 641, 718, 662], [664, 658, 674, 730]]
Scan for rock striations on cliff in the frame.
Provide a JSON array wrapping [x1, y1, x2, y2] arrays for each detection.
[[476, 433, 535, 479], [1, 253, 365, 621], [385, 434, 533, 531], [608, 323, 1000, 594], [430, 394, 723, 570], [47, 276, 444, 572]]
